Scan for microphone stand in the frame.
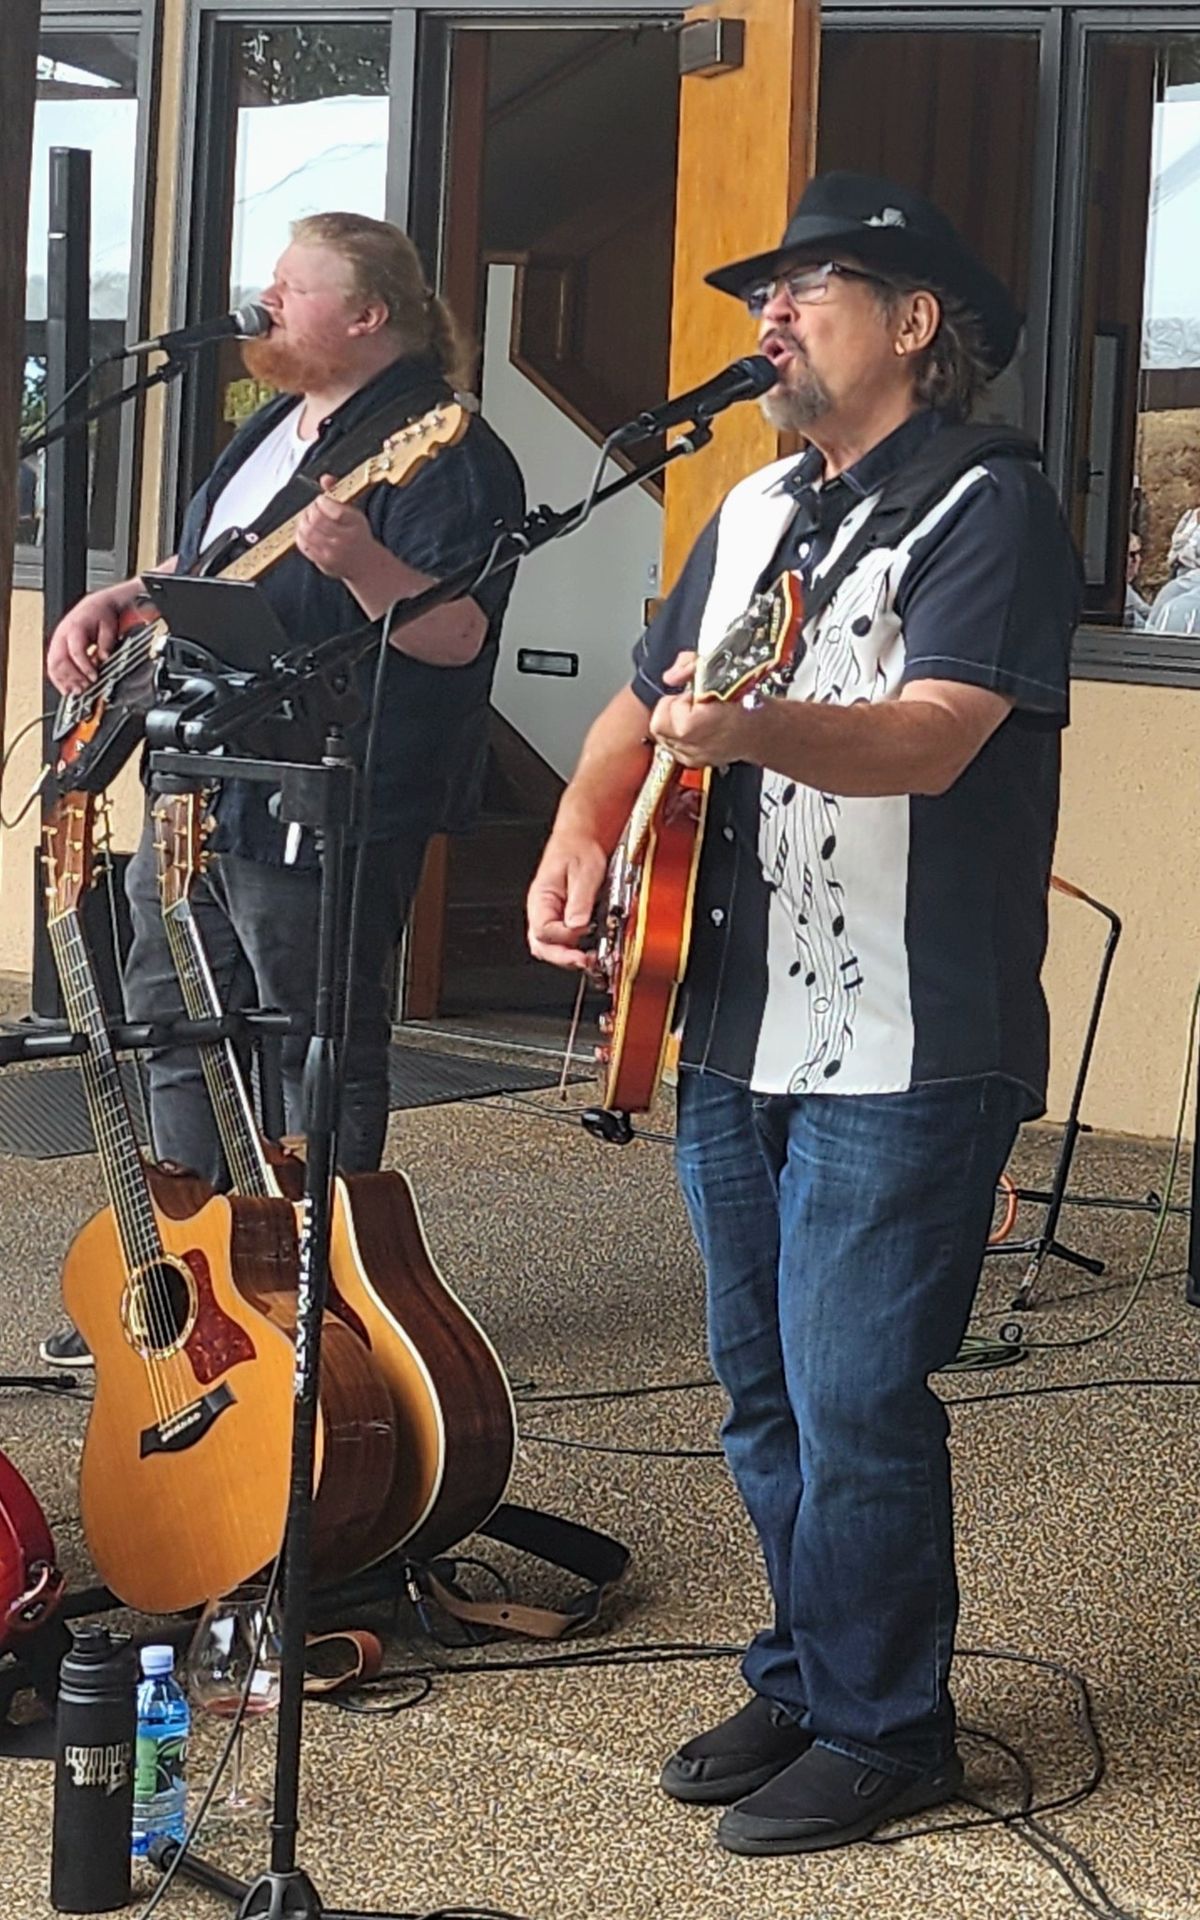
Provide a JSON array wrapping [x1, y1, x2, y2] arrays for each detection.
[[143, 421, 712, 1919], [21, 352, 189, 461]]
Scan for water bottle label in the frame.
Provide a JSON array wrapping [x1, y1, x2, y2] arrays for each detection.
[[131, 1730, 188, 1854], [63, 1741, 132, 1794]]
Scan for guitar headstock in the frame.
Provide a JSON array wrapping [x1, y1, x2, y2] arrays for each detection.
[[42, 793, 99, 923], [695, 573, 804, 706], [153, 791, 211, 911], [359, 402, 470, 492]]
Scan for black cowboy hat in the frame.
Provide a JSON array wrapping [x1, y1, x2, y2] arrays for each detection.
[[705, 171, 1020, 375]]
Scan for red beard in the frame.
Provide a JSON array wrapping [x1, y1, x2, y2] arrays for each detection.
[[240, 333, 340, 394]]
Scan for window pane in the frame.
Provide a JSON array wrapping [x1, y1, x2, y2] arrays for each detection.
[[209, 22, 392, 445], [817, 30, 1041, 433], [1074, 35, 1200, 637], [20, 31, 140, 559]]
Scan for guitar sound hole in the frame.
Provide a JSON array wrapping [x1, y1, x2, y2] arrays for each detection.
[[124, 1261, 194, 1357]]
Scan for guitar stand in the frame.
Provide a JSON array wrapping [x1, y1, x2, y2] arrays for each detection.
[[141, 736, 408, 1920], [985, 878, 1122, 1313]]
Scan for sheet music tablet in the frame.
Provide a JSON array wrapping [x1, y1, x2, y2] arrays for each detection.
[[141, 572, 295, 673]]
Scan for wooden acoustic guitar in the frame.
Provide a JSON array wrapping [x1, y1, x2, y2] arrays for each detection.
[[152, 789, 517, 1565], [51, 399, 470, 796], [42, 793, 397, 1613], [586, 575, 805, 1139]]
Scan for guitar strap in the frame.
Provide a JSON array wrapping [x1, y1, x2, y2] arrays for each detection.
[[796, 422, 1041, 629], [411, 1503, 632, 1643], [194, 374, 457, 578]]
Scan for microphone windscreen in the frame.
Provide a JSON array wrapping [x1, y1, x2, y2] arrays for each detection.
[[234, 302, 273, 339]]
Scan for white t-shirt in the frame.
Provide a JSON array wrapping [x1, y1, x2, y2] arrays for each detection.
[[200, 402, 313, 550]]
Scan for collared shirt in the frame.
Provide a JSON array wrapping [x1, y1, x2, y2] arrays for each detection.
[[631, 409, 1081, 1113], [174, 354, 526, 864]]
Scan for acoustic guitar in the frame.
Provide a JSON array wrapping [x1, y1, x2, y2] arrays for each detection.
[[586, 576, 804, 1137], [152, 789, 516, 1565], [42, 793, 397, 1613], [51, 399, 470, 796], [0, 1451, 64, 1653]]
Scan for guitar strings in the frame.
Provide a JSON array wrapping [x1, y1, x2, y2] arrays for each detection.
[[49, 914, 186, 1427]]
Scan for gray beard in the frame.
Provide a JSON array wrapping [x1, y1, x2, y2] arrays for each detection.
[[761, 372, 831, 432]]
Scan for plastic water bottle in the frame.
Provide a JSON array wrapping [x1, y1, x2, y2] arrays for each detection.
[[131, 1645, 189, 1857]]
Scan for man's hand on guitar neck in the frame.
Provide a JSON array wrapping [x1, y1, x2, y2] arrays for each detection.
[[46, 557, 177, 696], [649, 650, 755, 771]]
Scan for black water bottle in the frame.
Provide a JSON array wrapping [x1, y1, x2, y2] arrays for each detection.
[[51, 1624, 138, 1913]]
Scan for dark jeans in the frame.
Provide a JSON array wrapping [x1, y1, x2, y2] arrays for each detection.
[[674, 1067, 1023, 1776], [123, 811, 429, 1185]]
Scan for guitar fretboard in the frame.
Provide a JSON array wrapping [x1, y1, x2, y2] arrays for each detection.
[[621, 746, 678, 866], [47, 912, 162, 1276], [162, 903, 279, 1201]]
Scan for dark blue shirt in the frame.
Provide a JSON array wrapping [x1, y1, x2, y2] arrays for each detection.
[[175, 354, 526, 864]]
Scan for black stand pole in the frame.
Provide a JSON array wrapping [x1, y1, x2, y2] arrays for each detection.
[[986, 880, 1122, 1310], [142, 741, 401, 1920], [133, 415, 719, 1917], [30, 148, 92, 1023]]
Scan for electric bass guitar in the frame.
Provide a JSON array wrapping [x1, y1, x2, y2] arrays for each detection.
[[587, 575, 804, 1135], [51, 399, 470, 795], [152, 789, 516, 1564], [43, 793, 397, 1612]]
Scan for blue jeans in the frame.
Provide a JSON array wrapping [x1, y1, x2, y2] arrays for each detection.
[[674, 1067, 1023, 1776]]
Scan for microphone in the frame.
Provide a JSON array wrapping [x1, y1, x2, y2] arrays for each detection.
[[612, 355, 777, 443], [120, 302, 273, 359]]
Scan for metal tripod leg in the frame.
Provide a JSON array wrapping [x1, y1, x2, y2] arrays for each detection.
[[989, 879, 1121, 1312]]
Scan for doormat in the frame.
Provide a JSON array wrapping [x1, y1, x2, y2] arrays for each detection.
[[0, 1047, 581, 1161]]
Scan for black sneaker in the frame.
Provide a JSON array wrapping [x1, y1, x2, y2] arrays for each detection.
[[38, 1326, 93, 1369], [716, 1742, 964, 1855], [660, 1693, 812, 1805]]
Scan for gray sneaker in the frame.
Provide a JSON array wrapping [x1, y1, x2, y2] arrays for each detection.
[[39, 1326, 93, 1368]]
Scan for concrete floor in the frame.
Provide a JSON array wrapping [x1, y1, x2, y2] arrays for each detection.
[[0, 1033, 1197, 1920]]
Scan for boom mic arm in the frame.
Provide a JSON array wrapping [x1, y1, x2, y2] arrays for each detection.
[[611, 355, 778, 444]]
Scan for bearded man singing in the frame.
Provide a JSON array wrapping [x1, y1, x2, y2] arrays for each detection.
[[42, 213, 524, 1366]]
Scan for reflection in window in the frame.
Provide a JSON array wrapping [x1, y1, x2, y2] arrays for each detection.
[[206, 23, 391, 452], [1075, 36, 1200, 638], [20, 32, 140, 562], [817, 30, 1040, 434]]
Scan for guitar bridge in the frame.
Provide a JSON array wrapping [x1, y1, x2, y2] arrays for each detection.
[[139, 1381, 235, 1457]]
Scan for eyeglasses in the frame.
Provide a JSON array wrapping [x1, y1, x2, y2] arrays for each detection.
[[742, 260, 887, 317]]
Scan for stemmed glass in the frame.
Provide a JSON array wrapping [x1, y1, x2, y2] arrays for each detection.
[[186, 1582, 283, 1820]]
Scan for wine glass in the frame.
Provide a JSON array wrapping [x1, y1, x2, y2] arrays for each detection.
[[186, 1582, 283, 1820]]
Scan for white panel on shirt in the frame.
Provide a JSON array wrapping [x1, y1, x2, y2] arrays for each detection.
[[200, 402, 312, 551], [696, 456, 994, 1097]]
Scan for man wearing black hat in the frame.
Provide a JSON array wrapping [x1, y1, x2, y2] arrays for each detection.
[[527, 173, 1080, 1854]]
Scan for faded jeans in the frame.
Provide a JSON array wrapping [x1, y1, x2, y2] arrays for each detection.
[[674, 1066, 1023, 1775]]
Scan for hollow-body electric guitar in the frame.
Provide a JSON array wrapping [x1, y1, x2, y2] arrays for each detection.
[[43, 793, 397, 1613], [0, 1451, 64, 1653], [588, 575, 804, 1134], [153, 790, 516, 1565], [51, 400, 470, 795]]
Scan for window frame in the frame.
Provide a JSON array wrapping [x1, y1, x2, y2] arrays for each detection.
[[14, 0, 159, 591], [1055, 6, 1200, 686], [825, 2, 1200, 688], [163, 1, 686, 544]]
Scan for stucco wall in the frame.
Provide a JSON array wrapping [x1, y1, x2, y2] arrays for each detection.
[[1045, 679, 1200, 1140]]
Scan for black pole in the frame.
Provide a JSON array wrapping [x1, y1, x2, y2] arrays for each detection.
[[32, 148, 92, 1022]]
